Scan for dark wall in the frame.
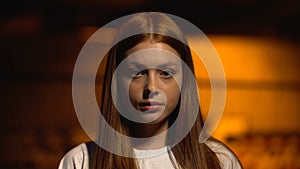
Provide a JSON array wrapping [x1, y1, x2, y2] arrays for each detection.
[[1, 1, 299, 169]]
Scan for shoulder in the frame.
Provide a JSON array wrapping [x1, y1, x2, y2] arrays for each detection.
[[206, 140, 243, 169], [58, 141, 96, 169]]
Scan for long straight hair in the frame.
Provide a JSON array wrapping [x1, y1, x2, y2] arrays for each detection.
[[93, 12, 221, 169]]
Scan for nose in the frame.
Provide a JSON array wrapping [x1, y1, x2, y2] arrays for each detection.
[[143, 71, 159, 98]]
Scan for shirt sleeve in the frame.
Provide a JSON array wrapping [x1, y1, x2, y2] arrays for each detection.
[[58, 143, 89, 169]]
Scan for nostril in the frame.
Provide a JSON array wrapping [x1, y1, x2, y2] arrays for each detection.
[[143, 88, 159, 99], [143, 88, 151, 99]]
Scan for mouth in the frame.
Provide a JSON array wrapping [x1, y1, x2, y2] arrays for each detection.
[[138, 101, 165, 112]]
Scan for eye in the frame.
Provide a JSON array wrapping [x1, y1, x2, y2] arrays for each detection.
[[131, 70, 147, 78], [160, 69, 175, 78]]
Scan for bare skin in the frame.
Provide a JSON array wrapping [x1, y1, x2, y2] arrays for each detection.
[[119, 40, 183, 149]]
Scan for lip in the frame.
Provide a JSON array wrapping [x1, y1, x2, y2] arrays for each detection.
[[139, 101, 165, 112]]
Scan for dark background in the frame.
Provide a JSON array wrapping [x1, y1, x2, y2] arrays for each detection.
[[1, 0, 299, 169]]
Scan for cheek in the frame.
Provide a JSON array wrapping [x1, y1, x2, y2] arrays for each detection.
[[165, 84, 181, 106], [128, 83, 143, 102], [119, 79, 136, 101], [171, 90, 181, 103]]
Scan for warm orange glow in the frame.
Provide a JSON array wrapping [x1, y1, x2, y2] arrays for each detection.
[[190, 35, 300, 134], [190, 35, 300, 169]]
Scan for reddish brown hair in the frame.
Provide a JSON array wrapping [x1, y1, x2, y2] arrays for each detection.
[[93, 12, 222, 169]]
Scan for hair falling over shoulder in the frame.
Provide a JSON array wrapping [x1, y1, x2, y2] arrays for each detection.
[[92, 12, 222, 169]]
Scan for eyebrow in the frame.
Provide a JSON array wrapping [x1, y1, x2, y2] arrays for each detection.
[[127, 62, 180, 68]]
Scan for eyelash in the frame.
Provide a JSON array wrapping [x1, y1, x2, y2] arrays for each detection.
[[160, 69, 174, 78], [129, 69, 175, 78], [133, 70, 146, 78]]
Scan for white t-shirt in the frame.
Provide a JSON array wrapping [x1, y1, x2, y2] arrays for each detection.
[[58, 141, 242, 169]]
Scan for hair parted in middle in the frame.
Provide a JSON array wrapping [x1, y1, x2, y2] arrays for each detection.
[[93, 12, 221, 169]]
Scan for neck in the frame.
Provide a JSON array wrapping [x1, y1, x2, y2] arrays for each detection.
[[129, 119, 169, 150]]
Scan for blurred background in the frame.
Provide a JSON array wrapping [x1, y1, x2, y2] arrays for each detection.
[[1, 0, 299, 169]]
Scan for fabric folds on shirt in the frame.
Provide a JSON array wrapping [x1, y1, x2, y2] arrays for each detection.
[[58, 141, 242, 169]]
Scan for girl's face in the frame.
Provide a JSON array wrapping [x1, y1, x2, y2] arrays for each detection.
[[118, 41, 182, 124]]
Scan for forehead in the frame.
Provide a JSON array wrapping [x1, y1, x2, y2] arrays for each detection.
[[125, 41, 181, 68], [126, 41, 179, 56]]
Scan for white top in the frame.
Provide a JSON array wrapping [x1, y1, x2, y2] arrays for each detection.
[[58, 141, 242, 169]]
